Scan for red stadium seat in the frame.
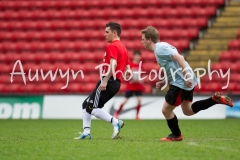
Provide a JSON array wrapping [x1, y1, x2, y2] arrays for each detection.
[[82, 83, 96, 93], [237, 30, 240, 39], [0, 63, 15, 73], [54, 62, 70, 72], [22, 62, 39, 73], [230, 73, 240, 83], [50, 52, 67, 62], [84, 62, 100, 73], [66, 83, 82, 93], [141, 50, 156, 61], [37, 83, 51, 93], [232, 51, 240, 61], [221, 82, 239, 94], [20, 84, 36, 94], [233, 63, 240, 73], [219, 51, 233, 62], [0, 84, 6, 93], [0, 74, 11, 84], [5, 53, 22, 62], [39, 62, 57, 73], [144, 84, 153, 94], [229, 40, 240, 50], [191, 7, 215, 18], [6, 83, 21, 94], [211, 63, 222, 71], [50, 82, 67, 93], [221, 62, 237, 73], [204, 82, 222, 92], [69, 62, 83, 70], [0, 54, 7, 62], [117, 8, 134, 19]]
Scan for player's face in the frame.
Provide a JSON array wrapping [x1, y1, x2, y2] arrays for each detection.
[[141, 34, 151, 50], [134, 54, 141, 62], [104, 27, 114, 43]]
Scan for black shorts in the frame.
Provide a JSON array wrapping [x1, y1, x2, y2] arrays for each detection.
[[125, 90, 142, 98], [165, 85, 194, 106], [84, 77, 120, 109]]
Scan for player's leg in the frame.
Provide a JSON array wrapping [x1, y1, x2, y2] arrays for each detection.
[[74, 97, 92, 140], [74, 81, 102, 140], [160, 85, 183, 142], [135, 91, 142, 120], [90, 78, 124, 138], [181, 101, 194, 116], [114, 91, 131, 118], [181, 89, 234, 115], [191, 92, 234, 114]]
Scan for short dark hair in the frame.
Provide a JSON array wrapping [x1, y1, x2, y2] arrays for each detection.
[[106, 22, 121, 37], [133, 50, 141, 55]]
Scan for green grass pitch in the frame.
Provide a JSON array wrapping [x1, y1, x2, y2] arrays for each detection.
[[0, 119, 240, 160]]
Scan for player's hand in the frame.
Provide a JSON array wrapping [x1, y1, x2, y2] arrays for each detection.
[[100, 81, 107, 91], [156, 80, 165, 90], [124, 69, 133, 81], [185, 80, 193, 88]]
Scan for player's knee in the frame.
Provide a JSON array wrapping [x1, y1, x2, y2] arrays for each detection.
[[82, 100, 87, 109], [162, 108, 170, 117], [86, 105, 93, 114]]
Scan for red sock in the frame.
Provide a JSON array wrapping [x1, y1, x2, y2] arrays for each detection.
[[117, 104, 124, 114], [136, 104, 141, 117]]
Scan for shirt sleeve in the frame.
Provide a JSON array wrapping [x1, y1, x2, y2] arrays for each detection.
[[106, 44, 118, 60], [157, 44, 178, 60], [127, 58, 131, 65]]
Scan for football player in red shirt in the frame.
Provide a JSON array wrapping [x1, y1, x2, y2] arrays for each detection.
[[75, 22, 130, 140], [115, 50, 144, 120]]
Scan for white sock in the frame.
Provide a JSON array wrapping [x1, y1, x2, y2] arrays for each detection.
[[91, 108, 118, 125], [82, 109, 91, 134]]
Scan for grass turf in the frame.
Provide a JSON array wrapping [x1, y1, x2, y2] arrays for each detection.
[[0, 119, 239, 160]]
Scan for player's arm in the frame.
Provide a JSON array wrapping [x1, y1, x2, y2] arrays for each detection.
[[100, 58, 116, 91], [155, 63, 166, 90], [172, 53, 192, 88], [123, 64, 132, 80], [104, 58, 117, 82]]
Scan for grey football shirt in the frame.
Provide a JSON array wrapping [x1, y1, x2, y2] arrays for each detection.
[[154, 42, 197, 91]]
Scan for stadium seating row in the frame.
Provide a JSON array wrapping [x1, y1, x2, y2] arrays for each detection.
[[0, 52, 102, 63], [2, 61, 240, 84], [0, 61, 161, 73], [2, 80, 238, 95], [0, 50, 156, 62], [0, 61, 100, 73], [0, 29, 198, 41], [0, 39, 189, 53], [228, 39, 240, 50], [219, 50, 240, 62], [0, 18, 208, 31], [0, 7, 216, 20], [211, 62, 240, 73], [194, 82, 240, 94], [0, 0, 225, 10], [0, 82, 153, 94], [201, 73, 240, 83]]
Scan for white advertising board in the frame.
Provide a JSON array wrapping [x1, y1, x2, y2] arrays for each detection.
[[42, 95, 226, 119]]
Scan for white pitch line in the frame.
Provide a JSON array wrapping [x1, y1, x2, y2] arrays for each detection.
[[188, 142, 239, 152]]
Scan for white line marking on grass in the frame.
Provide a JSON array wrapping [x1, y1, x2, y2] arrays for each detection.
[[188, 142, 239, 152]]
